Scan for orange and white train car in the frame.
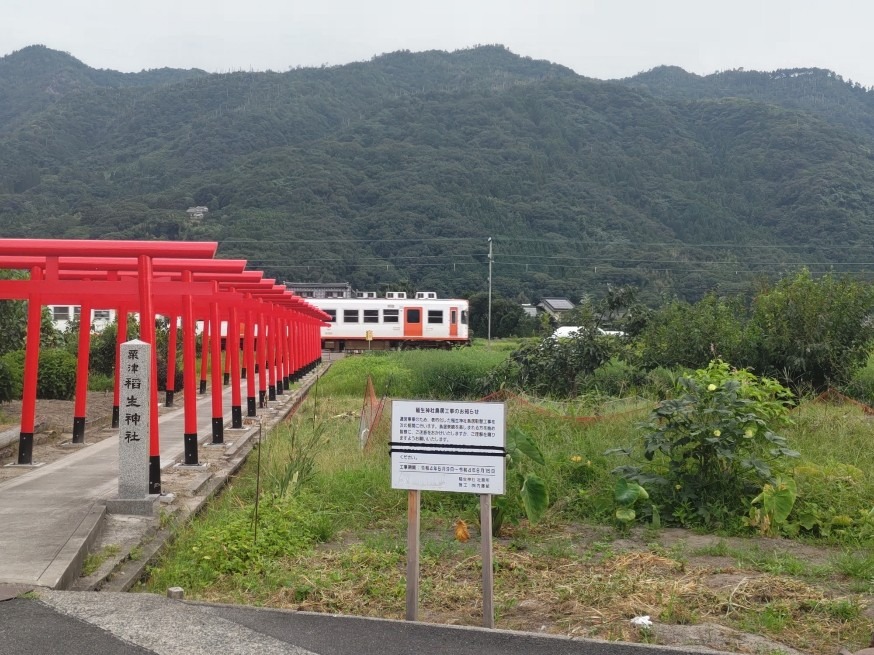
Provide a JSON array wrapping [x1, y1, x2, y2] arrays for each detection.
[[308, 292, 469, 351]]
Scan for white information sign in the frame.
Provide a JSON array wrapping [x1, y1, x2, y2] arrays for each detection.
[[391, 400, 505, 494]]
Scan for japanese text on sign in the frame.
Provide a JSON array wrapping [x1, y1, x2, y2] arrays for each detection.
[[390, 400, 505, 494], [122, 347, 146, 443]]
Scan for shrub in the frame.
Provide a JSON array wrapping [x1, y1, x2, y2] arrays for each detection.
[[843, 360, 874, 405], [637, 293, 748, 370], [89, 322, 119, 377], [587, 358, 645, 397], [490, 329, 614, 397], [156, 355, 184, 392], [748, 269, 874, 391], [610, 360, 798, 529], [1, 348, 78, 400], [0, 357, 17, 402], [644, 366, 680, 399], [36, 349, 78, 400], [0, 350, 25, 399]]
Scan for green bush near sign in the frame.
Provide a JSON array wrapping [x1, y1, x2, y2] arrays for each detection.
[[491, 427, 548, 536]]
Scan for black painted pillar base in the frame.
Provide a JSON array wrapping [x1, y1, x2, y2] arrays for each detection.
[[276, 379, 284, 395], [241, 367, 247, 380], [72, 416, 86, 444], [268, 385, 276, 402], [247, 397, 257, 417], [231, 405, 242, 429], [165, 390, 175, 408], [223, 372, 230, 385], [111, 406, 120, 429], [199, 380, 207, 394], [259, 390, 266, 408], [149, 456, 161, 495], [17, 432, 33, 465], [212, 417, 224, 444], [184, 433, 198, 465], [284, 375, 290, 389]]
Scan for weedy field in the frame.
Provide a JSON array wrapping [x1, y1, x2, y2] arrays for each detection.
[[141, 348, 874, 655]]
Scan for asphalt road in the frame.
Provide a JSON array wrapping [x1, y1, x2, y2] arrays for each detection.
[[2, 592, 729, 655], [1, 598, 154, 655]]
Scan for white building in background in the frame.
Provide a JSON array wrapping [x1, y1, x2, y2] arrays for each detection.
[[48, 305, 117, 333], [47, 305, 239, 338], [186, 206, 209, 220], [285, 281, 353, 299]]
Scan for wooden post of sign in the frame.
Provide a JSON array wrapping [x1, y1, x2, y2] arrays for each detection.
[[480, 494, 495, 628], [405, 489, 421, 621]]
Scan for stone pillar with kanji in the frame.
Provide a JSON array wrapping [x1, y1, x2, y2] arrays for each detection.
[[106, 339, 158, 515]]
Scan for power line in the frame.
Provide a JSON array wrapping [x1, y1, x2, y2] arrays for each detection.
[[221, 237, 874, 251], [248, 255, 874, 268]]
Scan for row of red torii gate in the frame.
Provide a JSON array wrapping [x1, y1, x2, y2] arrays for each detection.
[[0, 238, 330, 494]]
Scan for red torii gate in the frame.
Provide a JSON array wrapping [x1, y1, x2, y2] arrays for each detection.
[[0, 257, 250, 432], [0, 239, 328, 494]]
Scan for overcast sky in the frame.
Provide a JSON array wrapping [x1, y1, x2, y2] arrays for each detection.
[[5, 0, 874, 86]]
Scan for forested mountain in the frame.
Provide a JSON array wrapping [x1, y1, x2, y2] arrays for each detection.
[[3, 44, 874, 302]]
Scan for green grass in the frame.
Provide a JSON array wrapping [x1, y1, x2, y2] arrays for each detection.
[[691, 541, 836, 579], [87, 373, 114, 392], [81, 544, 120, 576], [316, 348, 510, 399], [831, 550, 874, 586], [140, 350, 874, 653]]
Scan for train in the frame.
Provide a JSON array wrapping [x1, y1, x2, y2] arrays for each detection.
[[308, 292, 470, 351]]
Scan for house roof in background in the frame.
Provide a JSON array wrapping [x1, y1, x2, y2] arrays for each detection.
[[539, 297, 574, 311]]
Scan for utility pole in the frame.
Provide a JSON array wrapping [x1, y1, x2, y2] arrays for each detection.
[[487, 237, 493, 345]]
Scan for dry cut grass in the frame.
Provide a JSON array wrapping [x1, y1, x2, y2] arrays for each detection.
[[192, 525, 872, 655]]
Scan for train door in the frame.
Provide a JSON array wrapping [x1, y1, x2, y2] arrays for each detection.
[[404, 306, 423, 337], [449, 306, 458, 337]]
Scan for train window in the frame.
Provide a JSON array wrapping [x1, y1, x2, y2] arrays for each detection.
[[406, 309, 421, 323], [450, 310, 457, 324], [427, 310, 443, 324], [343, 309, 359, 323], [323, 309, 336, 322], [363, 309, 379, 323], [383, 309, 399, 323], [461, 310, 468, 325]]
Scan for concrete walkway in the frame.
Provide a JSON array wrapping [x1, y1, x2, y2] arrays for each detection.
[[0, 373, 312, 590]]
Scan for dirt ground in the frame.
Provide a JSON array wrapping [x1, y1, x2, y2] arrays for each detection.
[[0, 391, 178, 480], [271, 520, 872, 655], [0, 391, 117, 434]]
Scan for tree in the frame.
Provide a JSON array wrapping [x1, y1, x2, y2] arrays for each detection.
[[467, 292, 529, 338], [637, 293, 747, 370], [0, 270, 27, 356], [747, 270, 874, 391]]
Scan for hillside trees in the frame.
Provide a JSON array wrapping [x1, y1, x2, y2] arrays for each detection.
[[7, 47, 874, 300]]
